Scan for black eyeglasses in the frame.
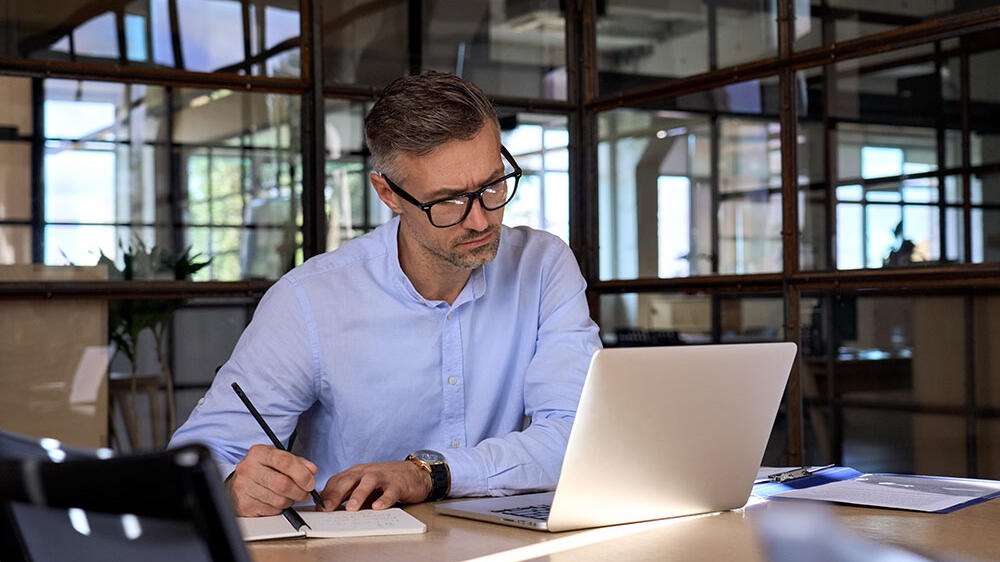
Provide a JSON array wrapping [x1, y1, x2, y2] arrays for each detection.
[[382, 146, 522, 228]]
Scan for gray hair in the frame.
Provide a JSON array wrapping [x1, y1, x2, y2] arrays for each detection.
[[364, 71, 500, 181]]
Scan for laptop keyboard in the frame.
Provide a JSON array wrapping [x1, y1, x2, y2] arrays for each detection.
[[491, 504, 551, 521]]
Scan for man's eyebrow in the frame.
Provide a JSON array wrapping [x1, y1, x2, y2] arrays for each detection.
[[426, 166, 507, 200]]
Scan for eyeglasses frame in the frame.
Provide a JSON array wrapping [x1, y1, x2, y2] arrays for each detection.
[[381, 145, 523, 228]]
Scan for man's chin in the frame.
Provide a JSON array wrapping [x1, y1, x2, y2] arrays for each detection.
[[450, 234, 500, 269]]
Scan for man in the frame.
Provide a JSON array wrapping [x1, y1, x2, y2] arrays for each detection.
[[169, 71, 601, 517]]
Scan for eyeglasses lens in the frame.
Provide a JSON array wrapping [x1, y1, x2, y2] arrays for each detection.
[[428, 178, 514, 227]]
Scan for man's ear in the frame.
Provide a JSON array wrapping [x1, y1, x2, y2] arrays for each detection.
[[371, 172, 404, 215]]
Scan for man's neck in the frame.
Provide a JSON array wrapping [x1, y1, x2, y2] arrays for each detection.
[[397, 231, 472, 306]]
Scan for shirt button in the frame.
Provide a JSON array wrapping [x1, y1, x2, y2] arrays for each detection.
[[447, 312, 453, 320], [448, 376, 457, 385], [197, 397, 205, 405], [451, 440, 460, 448]]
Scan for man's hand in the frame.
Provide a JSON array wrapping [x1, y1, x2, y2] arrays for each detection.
[[227, 444, 319, 517], [319, 461, 431, 512]]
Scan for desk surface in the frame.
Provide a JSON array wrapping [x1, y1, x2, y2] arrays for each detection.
[[247, 497, 1000, 561]]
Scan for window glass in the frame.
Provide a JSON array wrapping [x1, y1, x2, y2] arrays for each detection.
[[321, 0, 566, 99], [151, 0, 177, 67], [597, 0, 778, 96], [177, 0, 245, 72], [797, 46, 977, 271], [0, 143, 31, 222], [40, 79, 302, 281], [978, 420, 1000, 480], [795, 1, 984, 50], [970, 48, 1000, 168], [0, 76, 34, 263], [73, 12, 120, 59], [501, 112, 570, 243], [598, 78, 781, 281], [0, 226, 31, 264], [124, 14, 148, 62], [800, 293, 1000, 478], [0, 0, 299, 77], [324, 99, 381, 251], [598, 292, 784, 347]]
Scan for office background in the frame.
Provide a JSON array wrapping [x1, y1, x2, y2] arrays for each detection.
[[0, 0, 998, 479]]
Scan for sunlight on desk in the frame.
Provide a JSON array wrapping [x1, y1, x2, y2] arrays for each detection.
[[464, 511, 722, 562]]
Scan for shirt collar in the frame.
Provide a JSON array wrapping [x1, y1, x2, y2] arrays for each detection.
[[383, 216, 490, 307]]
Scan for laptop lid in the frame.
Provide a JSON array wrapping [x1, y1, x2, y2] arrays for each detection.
[[544, 342, 796, 532]]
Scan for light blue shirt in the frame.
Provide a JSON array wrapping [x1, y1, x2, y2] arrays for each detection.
[[170, 217, 601, 497]]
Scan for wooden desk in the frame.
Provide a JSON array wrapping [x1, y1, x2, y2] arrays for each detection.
[[247, 497, 1000, 561]]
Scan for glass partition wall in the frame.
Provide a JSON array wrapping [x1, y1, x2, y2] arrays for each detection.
[[1, 1, 999, 475], [590, 1, 1000, 476]]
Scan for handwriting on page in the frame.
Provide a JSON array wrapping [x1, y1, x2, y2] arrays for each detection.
[[318, 510, 409, 528], [299, 508, 426, 537]]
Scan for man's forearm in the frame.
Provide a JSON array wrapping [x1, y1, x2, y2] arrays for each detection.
[[443, 415, 574, 497]]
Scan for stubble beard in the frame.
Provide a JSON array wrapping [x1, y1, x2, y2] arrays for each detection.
[[423, 224, 502, 270]]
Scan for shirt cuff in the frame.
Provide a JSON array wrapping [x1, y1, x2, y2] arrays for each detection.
[[442, 447, 488, 497]]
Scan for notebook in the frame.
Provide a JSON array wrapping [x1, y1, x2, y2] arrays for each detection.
[[436, 343, 797, 532], [237, 508, 426, 541]]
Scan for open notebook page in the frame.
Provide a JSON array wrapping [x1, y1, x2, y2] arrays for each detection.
[[238, 508, 426, 541]]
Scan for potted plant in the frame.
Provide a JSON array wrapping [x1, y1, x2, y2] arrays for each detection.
[[100, 239, 211, 448]]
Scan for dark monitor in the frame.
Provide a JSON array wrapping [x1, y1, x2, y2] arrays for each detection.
[[0, 430, 249, 562]]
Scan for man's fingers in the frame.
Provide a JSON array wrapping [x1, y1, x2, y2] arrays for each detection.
[[231, 472, 294, 516], [345, 473, 381, 512], [245, 482, 295, 511], [256, 446, 317, 491], [320, 471, 362, 511], [372, 485, 401, 510], [234, 495, 281, 517], [256, 466, 311, 503]]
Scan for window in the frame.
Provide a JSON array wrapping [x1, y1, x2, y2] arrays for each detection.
[[501, 113, 570, 243]]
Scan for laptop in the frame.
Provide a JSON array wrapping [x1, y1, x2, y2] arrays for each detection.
[[435, 342, 797, 532]]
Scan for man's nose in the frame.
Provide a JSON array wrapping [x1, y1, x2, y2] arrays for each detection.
[[461, 197, 490, 231]]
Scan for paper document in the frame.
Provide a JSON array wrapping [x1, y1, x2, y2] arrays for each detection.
[[237, 508, 427, 541], [772, 474, 1000, 513]]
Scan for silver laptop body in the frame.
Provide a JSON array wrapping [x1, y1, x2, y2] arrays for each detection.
[[435, 343, 797, 532]]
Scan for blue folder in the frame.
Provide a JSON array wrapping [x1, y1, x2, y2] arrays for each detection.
[[752, 466, 1000, 513]]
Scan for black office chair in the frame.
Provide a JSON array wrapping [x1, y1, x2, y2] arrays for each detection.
[[0, 429, 250, 562]]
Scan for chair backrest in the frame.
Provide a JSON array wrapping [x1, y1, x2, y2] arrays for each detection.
[[0, 429, 250, 562]]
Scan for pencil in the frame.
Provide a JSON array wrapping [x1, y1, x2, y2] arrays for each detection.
[[231, 381, 326, 509]]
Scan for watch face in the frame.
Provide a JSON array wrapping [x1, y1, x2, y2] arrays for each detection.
[[414, 449, 444, 463]]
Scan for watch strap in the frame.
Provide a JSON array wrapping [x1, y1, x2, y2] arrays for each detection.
[[425, 461, 449, 501], [406, 454, 450, 501]]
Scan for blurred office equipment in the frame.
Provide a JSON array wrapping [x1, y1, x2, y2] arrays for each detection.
[[0, 429, 249, 562]]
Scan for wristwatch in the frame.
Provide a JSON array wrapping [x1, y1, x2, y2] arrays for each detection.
[[406, 449, 450, 501]]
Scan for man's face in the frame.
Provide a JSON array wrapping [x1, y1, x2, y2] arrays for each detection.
[[378, 123, 506, 271]]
